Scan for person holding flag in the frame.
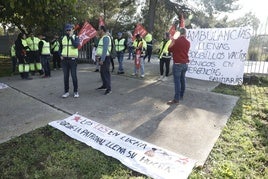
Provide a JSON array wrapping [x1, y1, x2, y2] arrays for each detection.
[[132, 34, 147, 78]]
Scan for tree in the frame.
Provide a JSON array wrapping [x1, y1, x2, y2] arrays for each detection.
[[0, 0, 88, 36]]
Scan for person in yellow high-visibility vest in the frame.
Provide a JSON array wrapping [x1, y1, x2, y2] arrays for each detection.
[[50, 34, 61, 70], [26, 32, 43, 76], [114, 32, 127, 74], [157, 32, 172, 81], [96, 25, 112, 95], [60, 24, 80, 98], [132, 34, 147, 78], [143, 32, 153, 63], [38, 34, 51, 78], [15, 32, 32, 80], [10, 43, 17, 74]]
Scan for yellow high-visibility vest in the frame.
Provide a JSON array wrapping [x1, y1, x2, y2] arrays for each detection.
[[26, 37, 40, 51], [114, 38, 125, 52], [61, 35, 78, 58], [96, 35, 111, 56], [159, 39, 172, 59], [41, 40, 50, 55]]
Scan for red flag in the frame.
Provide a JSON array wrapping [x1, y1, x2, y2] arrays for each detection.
[[169, 24, 176, 38], [99, 15, 105, 27], [132, 23, 148, 40], [179, 14, 185, 28], [78, 22, 97, 50]]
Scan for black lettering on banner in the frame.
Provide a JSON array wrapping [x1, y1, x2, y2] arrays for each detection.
[[80, 129, 106, 145], [187, 28, 252, 42], [60, 121, 76, 130], [197, 42, 230, 50], [189, 60, 216, 67], [209, 76, 243, 84], [126, 151, 138, 159], [107, 130, 120, 137], [223, 61, 234, 68], [228, 50, 247, 60], [105, 141, 126, 155], [139, 156, 172, 173], [120, 136, 147, 149], [188, 67, 221, 76], [189, 51, 225, 60]]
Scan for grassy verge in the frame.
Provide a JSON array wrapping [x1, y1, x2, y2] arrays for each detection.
[[0, 62, 267, 178]]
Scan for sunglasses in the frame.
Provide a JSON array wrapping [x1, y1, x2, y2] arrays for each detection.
[[66, 29, 71, 32]]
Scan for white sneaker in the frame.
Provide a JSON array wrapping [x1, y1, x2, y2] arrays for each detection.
[[141, 74, 145, 78], [162, 76, 168, 81], [158, 76, 164, 81], [132, 73, 136, 76], [74, 92, 79, 98], [62, 92, 69, 98]]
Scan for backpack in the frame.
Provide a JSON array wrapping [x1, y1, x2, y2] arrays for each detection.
[[108, 35, 117, 59], [110, 40, 117, 59]]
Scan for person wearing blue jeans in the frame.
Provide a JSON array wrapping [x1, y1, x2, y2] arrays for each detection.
[[173, 64, 188, 101], [115, 32, 127, 74], [168, 28, 190, 105], [60, 24, 80, 98]]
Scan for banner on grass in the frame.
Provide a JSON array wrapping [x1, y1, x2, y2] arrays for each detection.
[[78, 22, 97, 50], [49, 114, 196, 179], [186, 27, 253, 85]]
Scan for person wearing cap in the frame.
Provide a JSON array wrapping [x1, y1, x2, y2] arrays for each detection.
[[95, 25, 112, 95], [114, 32, 127, 74], [38, 34, 51, 78], [158, 32, 172, 81], [167, 28, 190, 105], [60, 24, 80, 98], [132, 34, 147, 78]]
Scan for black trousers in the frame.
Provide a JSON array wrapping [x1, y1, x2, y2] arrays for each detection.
[[100, 56, 111, 91]]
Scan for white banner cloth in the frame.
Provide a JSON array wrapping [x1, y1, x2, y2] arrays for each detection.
[[186, 27, 253, 85], [49, 114, 196, 179]]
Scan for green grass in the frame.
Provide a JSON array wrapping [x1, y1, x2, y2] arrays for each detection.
[[0, 59, 267, 178]]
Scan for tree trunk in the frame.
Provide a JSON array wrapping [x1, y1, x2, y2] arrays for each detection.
[[147, 0, 158, 33]]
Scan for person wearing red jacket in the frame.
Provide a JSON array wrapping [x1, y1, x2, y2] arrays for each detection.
[[168, 28, 190, 105]]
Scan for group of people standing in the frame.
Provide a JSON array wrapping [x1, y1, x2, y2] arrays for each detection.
[[13, 31, 61, 80], [94, 26, 190, 105], [12, 23, 190, 105]]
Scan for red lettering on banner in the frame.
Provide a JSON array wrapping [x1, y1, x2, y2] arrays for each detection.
[[78, 22, 97, 49]]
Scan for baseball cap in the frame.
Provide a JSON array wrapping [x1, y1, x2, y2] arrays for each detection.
[[65, 24, 73, 31]]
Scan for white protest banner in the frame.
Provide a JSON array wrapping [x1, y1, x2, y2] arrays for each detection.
[[49, 114, 196, 179], [186, 27, 253, 85], [0, 83, 8, 89]]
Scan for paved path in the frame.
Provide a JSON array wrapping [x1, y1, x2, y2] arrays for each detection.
[[0, 57, 238, 166]]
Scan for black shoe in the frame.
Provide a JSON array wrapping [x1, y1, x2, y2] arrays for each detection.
[[104, 90, 112, 95], [96, 86, 106, 90], [94, 69, 99, 72]]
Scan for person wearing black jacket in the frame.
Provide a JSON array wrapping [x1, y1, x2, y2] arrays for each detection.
[[15, 32, 32, 80]]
